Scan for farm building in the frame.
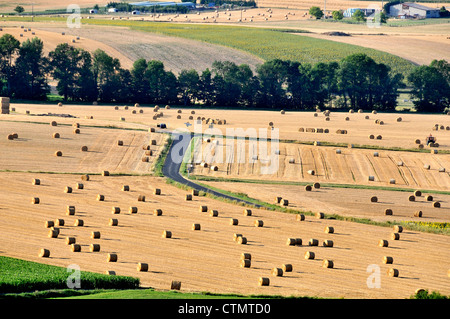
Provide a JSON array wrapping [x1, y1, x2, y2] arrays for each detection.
[[108, 8, 118, 13], [388, 3, 440, 18], [343, 8, 376, 18], [129, 2, 196, 9]]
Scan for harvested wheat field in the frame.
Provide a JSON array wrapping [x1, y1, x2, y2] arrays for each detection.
[[0, 172, 449, 299], [192, 140, 450, 191]]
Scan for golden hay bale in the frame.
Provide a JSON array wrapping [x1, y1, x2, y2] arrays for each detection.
[[81, 174, 90, 181], [254, 220, 264, 227], [313, 182, 321, 189], [316, 212, 324, 219], [142, 156, 149, 162], [109, 218, 118, 226], [304, 251, 315, 260], [282, 264, 293, 272], [305, 185, 312, 191], [73, 123, 80, 128], [385, 209, 393, 215], [74, 219, 84, 227], [52, 132, 60, 138], [71, 244, 81, 252], [107, 253, 117, 262], [7, 134, 14, 140], [75, 182, 83, 190], [271, 267, 283, 277], [286, 238, 297, 246], [388, 268, 399, 277], [323, 240, 334, 247], [393, 225, 403, 233], [230, 218, 239, 226], [111, 206, 121, 215], [425, 195, 433, 201], [192, 189, 199, 196], [414, 210, 423, 217], [199, 205, 208, 212], [48, 229, 58, 238], [376, 135, 382, 140], [154, 209, 163, 216], [39, 248, 50, 258], [162, 230, 172, 238], [138, 195, 145, 202], [370, 196, 378, 203], [408, 195, 415, 202], [97, 194, 105, 201], [129, 206, 138, 214], [383, 256, 393, 264], [192, 223, 201, 231], [233, 233, 243, 241], [258, 277, 270, 286], [308, 238, 319, 246], [296, 214, 305, 221], [240, 259, 251, 268], [185, 194, 192, 201], [379, 239, 388, 247], [66, 205, 75, 215], [237, 236, 247, 244], [307, 170, 315, 175], [90, 244, 100, 252], [50, 121, 57, 126], [32, 178, 40, 185], [433, 201, 441, 208], [243, 209, 252, 216], [170, 281, 181, 290], [55, 151, 63, 157], [275, 196, 282, 204], [391, 233, 400, 240], [322, 259, 334, 268], [66, 237, 75, 245], [209, 209, 218, 217], [73, 128, 80, 134], [177, 115, 181, 119], [117, 140, 123, 146], [102, 171, 110, 176], [369, 134, 375, 140], [414, 190, 422, 197], [282, 199, 289, 206], [31, 197, 40, 204], [241, 253, 251, 260], [154, 188, 161, 195], [64, 186, 72, 193], [122, 185, 130, 191], [137, 263, 148, 272], [55, 219, 65, 226]]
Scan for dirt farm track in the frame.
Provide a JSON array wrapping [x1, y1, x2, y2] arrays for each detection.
[[0, 103, 449, 299]]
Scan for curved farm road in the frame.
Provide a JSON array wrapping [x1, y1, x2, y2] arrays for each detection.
[[162, 131, 263, 208]]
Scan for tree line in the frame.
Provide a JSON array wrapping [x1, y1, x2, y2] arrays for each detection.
[[0, 33, 449, 112]]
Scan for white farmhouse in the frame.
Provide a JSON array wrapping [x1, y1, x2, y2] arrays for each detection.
[[389, 2, 440, 18]]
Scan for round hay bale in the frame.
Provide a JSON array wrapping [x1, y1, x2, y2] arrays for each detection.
[[64, 186, 72, 193], [90, 244, 100, 252], [254, 220, 264, 227], [258, 277, 270, 286], [7, 134, 14, 140], [65, 237, 75, 245], [307, 170, 315, 175], [73, 128, 80, 134], [282, 199, 289, 206], [233, 233, 243, 241], [433, 201, 441, 208], [237, 236, 247, 244], [199, 205, 208, 212], [50, 121, 57, 126], [154, 188, 161, 195], [107, 253, 117, 262], [418, 144, 424, 149], [408, 195, 415, 202], [109, 218, 118, 226], [209, 209, 218, 217], [32, 178, 40, 185], [414, 190, 422, 197], [137, 195, 145, 202], [426, 195, 433, 201], [271, 267, 283, 277], [39, 248, 50, 258], [141, 156, 149, 162], [368, 176, 375, 181], [177, 115, 181, 119], [286, 238, 297, 246], [379, 239, 388, 247], [388, 268, 399, 277], [385, 209, 393, 215], [313, 182, 321, 189], [96, 194, 105, 201], [316, 212, 324, 219], [66, 206, 75, 215], [52, 132, 60, 138], [296, 214, 305, 221], [81, 174, 90, 181], [55, 151, 62, 157], [383, 256, 393, 264], [370, 196, 378, 203], [55, 219, 65, 226], [414, 210, 423, 219], [76, 182, 83, 190], [122, 185, 130, 191], [137, 263, 148, 272], [308, 238, 319, 246], [304, 251, 315, 260], [415, 139, 421, 145], [369, 134, 375, 140], [243, 209, 252, 216], [280, 110, 285, 114], [376, 135, 382, 140], [74, 219, 84, 226], [393, 225, 403, 233], [397, 117, 402, 122], [230, 218, 238, 226], [162, 230, 172, 238], [345, 117, 350, 121], [336, 149, 341, 154], [102, 171, 110, 176], [48, 229, 58, 238], [240, 259, 251, 268], [241, 253, 251, 260], [192, 189, 199, 196], [391, 232, 400, 240], [323, 240, 334, 247], [111, 207, 120, 214], [305, 185, 312, 191], [31, 197, 40, 204], [282, 264, 293, 272], [154, 209, 162, 216], [325, 226, 334, 233], [129, 206, 138, 214], [71, 244, 81, 252], [322, 259, 334, 268], [185, 194, 192, 201], [389, 179, 396, 184], [192, 223, 201, 231]]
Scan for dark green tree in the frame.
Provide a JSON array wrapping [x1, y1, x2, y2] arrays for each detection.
[[309, 6, 324, 19], [353, 10, 366, 22], [332, 10, 344, 20], [92, 49, 121, 102], [178, 69, 200, 105], [0, 34, 20, 96]]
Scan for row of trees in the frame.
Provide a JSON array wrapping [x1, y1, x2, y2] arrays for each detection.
[[0, 34, 448, 112]]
